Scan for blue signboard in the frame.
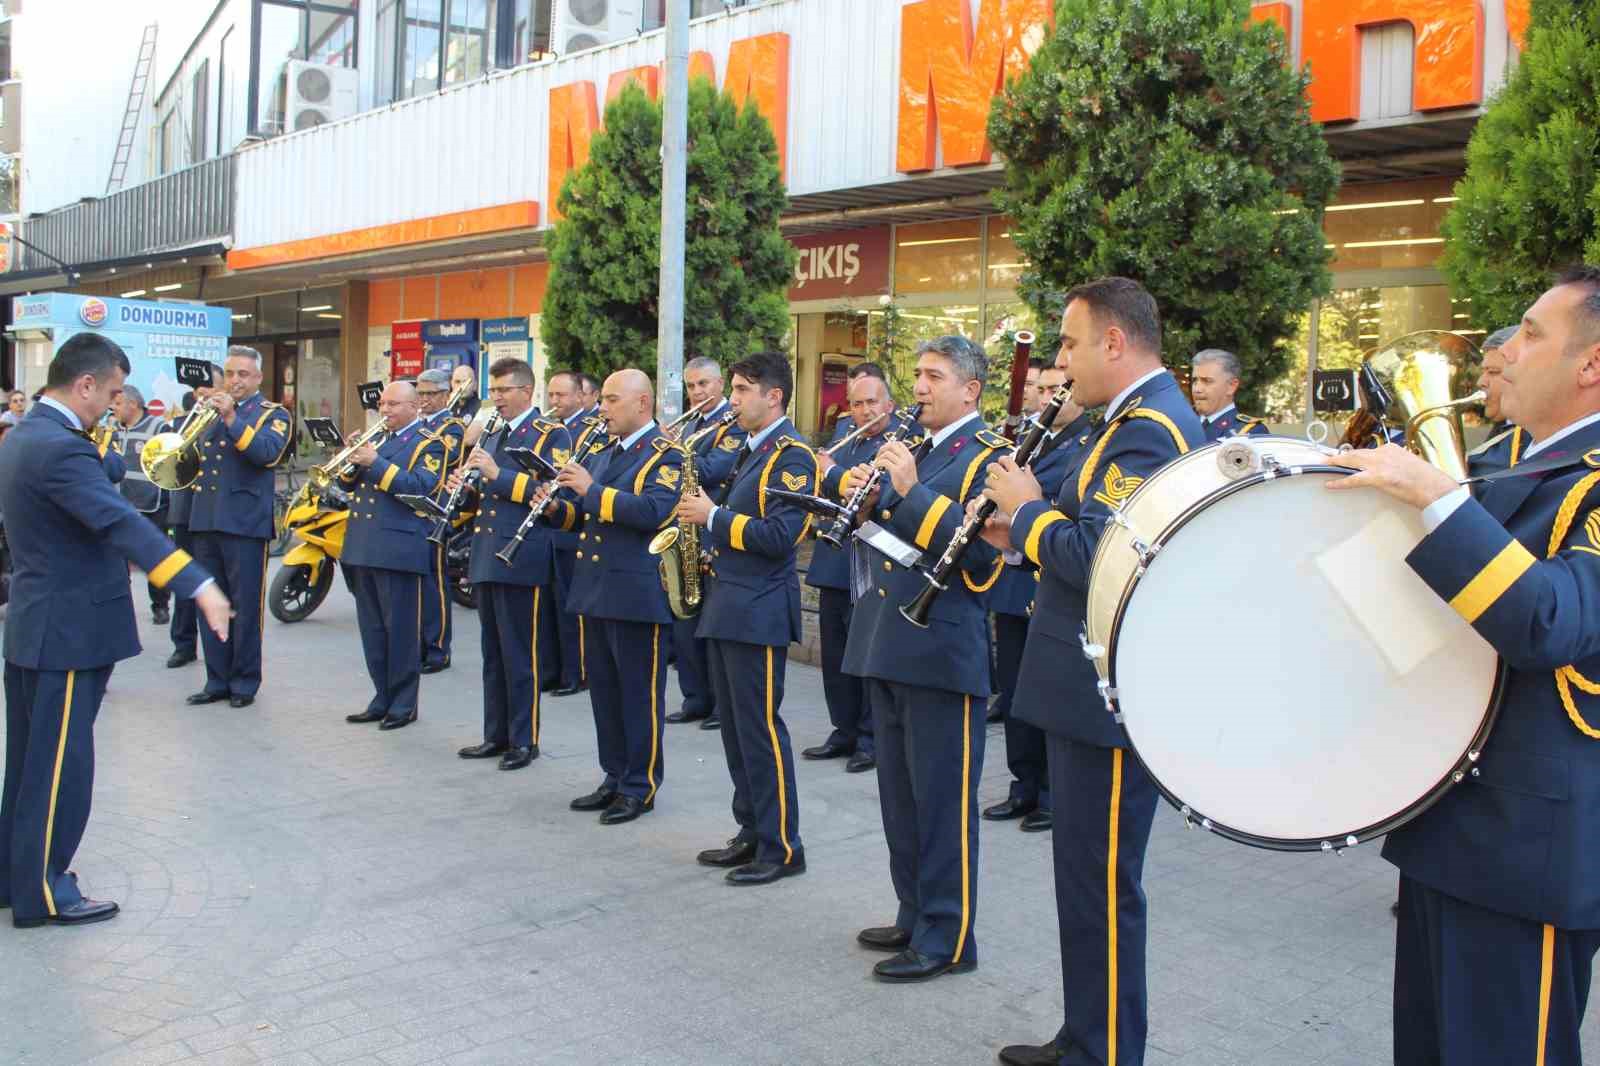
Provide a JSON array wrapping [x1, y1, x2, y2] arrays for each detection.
[[421, 318, 480, 379], [11, 294, 231, 418]]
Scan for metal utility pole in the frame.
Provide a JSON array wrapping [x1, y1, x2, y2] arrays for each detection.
[[655, 0, 689, 424]]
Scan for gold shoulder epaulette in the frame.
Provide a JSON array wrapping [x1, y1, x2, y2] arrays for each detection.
[[775, 434, 815, 454], [975, 428, 1010, 450], [532, 417, 561, 432]]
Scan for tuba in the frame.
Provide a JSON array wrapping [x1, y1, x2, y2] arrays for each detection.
[[140, 402, 221, 489], [649, 445, 702, 620], [1339, 330, 1484, 481]]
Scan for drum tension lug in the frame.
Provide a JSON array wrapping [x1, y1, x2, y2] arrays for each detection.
[[1079, 631, 1106, 661], [1131, 538, 1159, 566]]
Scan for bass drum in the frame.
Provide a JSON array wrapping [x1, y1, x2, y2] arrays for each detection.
[[1083, 436, 1503, 851]]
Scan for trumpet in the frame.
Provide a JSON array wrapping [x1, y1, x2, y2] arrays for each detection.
[[661, 397, 715, 440], [816, 402, 924, 549], [140, 402, 220, 489], [307, 418, 390, 494], [496, 416, 608, 565], [820, 411, 890, 457], [427, 412, 506, 544], [900, 385, 1072, 628]]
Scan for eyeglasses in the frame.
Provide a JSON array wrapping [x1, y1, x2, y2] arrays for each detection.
[[416, 390, 447, 397], [487, 385, 531, 396]]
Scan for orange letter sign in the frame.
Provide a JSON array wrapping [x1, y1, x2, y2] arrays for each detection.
[[723, 33, 791, 176], [1302, 0, 1484, 124], [897, 0, 1052, 173], [548, 82, 600, 222]]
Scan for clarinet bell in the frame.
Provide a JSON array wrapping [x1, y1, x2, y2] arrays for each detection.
[[897, 575, 943, 629]]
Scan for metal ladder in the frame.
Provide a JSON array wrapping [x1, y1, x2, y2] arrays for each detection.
[[106, 23, 158, 195]]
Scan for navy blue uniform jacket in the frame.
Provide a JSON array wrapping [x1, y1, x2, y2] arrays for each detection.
[[807, 416, 895, 593], [546, 426, 683, 625], [339, 420, 447, 575], [691, 401, 750, 502], [842, 416, 1008, 698], [187, 392, 294, 539], [0, 405, 211, 670], [990, 413, 1093, 619], [1385, 419, 1600, 929], [466, 413, 573, 587], [1008, 372, 1203, 747], [696, 418, 817, 648], [1467, 422, 1527, 479]]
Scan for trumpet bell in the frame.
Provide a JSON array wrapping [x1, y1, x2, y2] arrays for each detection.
[[140, 432, 202, 490]]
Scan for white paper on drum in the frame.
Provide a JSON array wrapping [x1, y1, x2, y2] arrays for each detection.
[[1313, 507, 1461, 677]]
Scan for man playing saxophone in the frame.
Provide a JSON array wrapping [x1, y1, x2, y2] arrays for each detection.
[[542, 369, 684, 825]]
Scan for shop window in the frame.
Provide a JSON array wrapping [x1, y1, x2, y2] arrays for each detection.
[[224, 298, 259, 336], [985, 219, 1029, 292], [1322, 177, 1456, 272], [298, 287, 347, 331], [893, 220, 983, 295]]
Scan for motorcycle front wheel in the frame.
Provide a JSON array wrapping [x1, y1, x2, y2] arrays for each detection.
[[269, 561, 335, 623]]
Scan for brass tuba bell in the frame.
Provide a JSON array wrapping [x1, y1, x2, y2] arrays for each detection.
[[140, 402, 221, 490], [1341, 329, 1485, 481]]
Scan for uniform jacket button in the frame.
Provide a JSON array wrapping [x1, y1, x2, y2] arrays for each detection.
[[576, 551, 584, 559], [881, 510, 892, 520], [579, 532, 587, 540], [594, 535, 601, 543], [878, 588, 886, 598], [883, 560, 892, 572]]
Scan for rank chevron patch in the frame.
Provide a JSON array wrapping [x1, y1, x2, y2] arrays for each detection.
[[781, 470, 809, 492], [1092, 463, 1143, 510]]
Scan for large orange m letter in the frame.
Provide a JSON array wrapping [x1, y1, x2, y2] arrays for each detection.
[[548, 82, 601, 222], [724, 33, 791, 176], [897, 0, 1052, 173], [1302, 0, 1483, 124]]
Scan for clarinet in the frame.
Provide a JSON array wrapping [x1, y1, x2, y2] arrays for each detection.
[[495, 417, 607, 565], [815, 402, 924, 549], [898, 384, 1071, 628], [427, 412, 506, 545]]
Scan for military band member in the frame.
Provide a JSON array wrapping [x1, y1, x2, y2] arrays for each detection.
[[984, 278, 1203, 1065], [839, 335, 1006, 982], [164, 391, 202, 668], [544, 370, 682, 824], [415, 369, 466, 673], [983, 361, 1092, 834], [828, 361, 892, 442], [543, 370, 591, 697], [666, 356, 744, 729], [1020, 356, 1045, 419], [676, 351, 816, 885], [450, 358, 572, 772], [578, 373, 602, 418], [186, 345, 294, 709], [0, 334, 230, 928], [1326, 267, 1600, 1066], [1467, 325, 1527, 477], [800, 371, 898, 774], [453, 364, 484, 439], [114, 385, 171, 625], [1191, 347, 1267, 440], [340, 382, 446, 731]]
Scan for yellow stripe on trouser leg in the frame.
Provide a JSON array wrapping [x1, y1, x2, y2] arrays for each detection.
[[951, 694, 974, 963], [434, 544, 446, 652], [1108, 748, 1123, 1066], [646, 624, 661, 802], [529, 587, 541, 745], [763, 646, 793, 864], [41, 670, 76, 916], [1536, 923, 1555, 1066], [578, 615, 586, 681]]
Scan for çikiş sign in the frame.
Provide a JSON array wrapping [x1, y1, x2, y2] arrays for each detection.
[[787, 227, 891, 302]]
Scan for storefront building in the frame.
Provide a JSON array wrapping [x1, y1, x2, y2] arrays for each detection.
[[4, 0, 1531, 450]]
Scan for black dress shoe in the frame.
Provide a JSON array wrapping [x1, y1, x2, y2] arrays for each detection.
[[458, 742, 508, 759], [696, 838, 757, 868], [539, 679, 562, 693], [152, 605, 171, 625], [229, 695, 254, 708], [726, 859, 806, 885], [856, 926, 911, 952], [379, 711, 417, 731], [666, 707, 709, 724], [986, 703, 1004, 724], [552, 682, 587, 697], [872, 948, 976, 982], [13, 898, 120, 928], [982, 796, 1036, 821], [599, 795, 653, 825], [570, 786, 618, 811], [420, 660, 450, 674], [998, 1039, 1062, 1066], [699, 715, 721, 731], [345, 709, 386, 724], [165, 649, 196, 668], [801, 740, 852, 760], [1019, 809, 1053, 833], [846, 751, 876, 773], [498, 746, 537, 770], [186, 691, 228, 705]]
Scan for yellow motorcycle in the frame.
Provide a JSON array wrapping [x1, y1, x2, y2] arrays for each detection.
[[268, 482, 348, 623]]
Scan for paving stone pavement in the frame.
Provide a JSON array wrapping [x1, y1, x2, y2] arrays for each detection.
[[2, 567, 1597, 1066]]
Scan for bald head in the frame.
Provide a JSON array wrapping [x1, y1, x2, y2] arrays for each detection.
[[601, 369, 656, 437], [379, 380, 421, 430]]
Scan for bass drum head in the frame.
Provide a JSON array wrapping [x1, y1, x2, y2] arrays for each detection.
[[1110, 469, 1500, 849]]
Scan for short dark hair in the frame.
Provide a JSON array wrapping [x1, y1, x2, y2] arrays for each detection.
[[578, 372, 601, 394], [847, 361, 886, 382], [48, 333, 131, 389], [1556, 264, 1600, 348], [488, 357, 534, 386], [1064, 276, 1162, 355], [1028, 356, 1047, 371], [180, 390, 198, 413], [729, 351, 794, 411]]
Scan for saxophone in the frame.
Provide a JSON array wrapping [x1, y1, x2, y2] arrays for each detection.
[[649, 446, 702, 620]]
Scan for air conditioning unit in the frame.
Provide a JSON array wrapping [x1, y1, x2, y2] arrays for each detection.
[[284, 60, 359, 132], [552, 0, 643, 55]]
